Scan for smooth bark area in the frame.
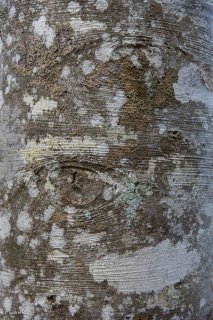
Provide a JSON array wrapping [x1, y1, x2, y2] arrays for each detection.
[[0, 0, 213, 319]]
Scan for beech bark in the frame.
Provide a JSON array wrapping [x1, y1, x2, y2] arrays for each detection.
[[0, 0, 213, 319]]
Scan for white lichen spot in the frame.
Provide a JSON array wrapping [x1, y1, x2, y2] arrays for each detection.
[[12, 54, 21, 64], [67, 1, 81, 14], [3, 297, 12, 313], [77, 107, 87, 116], [32, 15, 56, 48], [158, 123, 166, 134], [18, 293, 25, 303], [34, 295, 49, 310], [47, 250, 69, 264], [19, 12, 24, 22], [101, 305, 114, 320], [5, 74, 17, 94], [28, 182, 39, 198], [17, 235, 27, 245], [19, 300, 35, 320], [61, 65, 71, 79], [26, 274, 35, 284], [73, 231, 105, 247], [200, 64, 213, 91], [29, 238, 40, 250], [64, 207, 76, 225], [106, 90, 128, 127], [31, 68, 37, 75], [6, 34, 13, 46], [69, 304, 80, 316], [92, 142, 109, 155], [144, 49, 162, 69], [0, 213, 11, 240], [129, 55, 141, 68], [96, 0, 108, 12], [144, 69, 152, 89], [0, 253, 5, 267], [95, 38, 118, 62], [200, 298, 206, 309], [64, 206, 77, 214], [0, 37, 3, 54], [9, 5, 16, 19], [81, 60, 95, 75], [0, 91, 4, 110], [49, 224, 66, 249], [89, 239, 200, 293], [44, 177, 55, 193], [70, 18, 106, 34], [173, 63, 213, 106], [0, 269, 15, 289], [43, 205, 55, 222], [17, 210, 32, 232], [23, 94, 58, 119], [90, 114, 104, 127], [102, 186, 113, 201]]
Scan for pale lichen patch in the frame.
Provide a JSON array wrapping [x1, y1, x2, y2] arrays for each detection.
[[47, 250, 69, 264], [49, 224, 66, 249], [96, 0, 108, 12], [17, 210, 32, 232], [43, 206, 55, 222], [0, 213, 11, 240], [8, 5, 16, 19], [70, 18, 107, 34], [0, 37, 3, 56], [18, 12, 24, 22], [32, 16, 56, 48], [106, 89, 127, 127], [17, 235, 27, 245], [95, 38, 118, 62], [61, 66, 71, 79], [27, 182, 39, 198], [67, 1, 81, 14], [0, 268, 15, 289], [101, 304, 114, 320], [81, 60, 95, 75], [3, 297, 12, 313], [73, 231, 105, 247], [173, 63, 213, 106], [23, 94, 58, 119], [200, 64, 213, 91], [89, 239, 200, 293], [102, 186, 113, 201], [19, 299, 35, 320], [90, 114, 104, 127], [129, 55, 141, 68], [5, 74, 17, 94], [6, 34, 13, 46], [29, 238, 40, 250], [69, 304, 80, 316]]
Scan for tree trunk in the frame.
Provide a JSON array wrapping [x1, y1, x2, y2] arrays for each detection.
[[0, 0, 213, 319]]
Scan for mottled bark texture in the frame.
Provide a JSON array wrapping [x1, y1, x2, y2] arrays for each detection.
[[0, 0, 213, 319]]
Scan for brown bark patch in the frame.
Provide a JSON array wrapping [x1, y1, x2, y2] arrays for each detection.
[[14, 39, 67, 100], [87, 55, 178, 132], [118, 58, 178, 131]]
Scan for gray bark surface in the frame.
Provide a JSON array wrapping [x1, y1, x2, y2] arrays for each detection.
[[0, 0, 213, 319]]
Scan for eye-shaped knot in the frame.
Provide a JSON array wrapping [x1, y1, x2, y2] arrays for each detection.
[[23, 158, 125, 211], [49, 167, 104, 206]]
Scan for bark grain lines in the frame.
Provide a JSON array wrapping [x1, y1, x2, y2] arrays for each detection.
[[0, 0, 213, 319]]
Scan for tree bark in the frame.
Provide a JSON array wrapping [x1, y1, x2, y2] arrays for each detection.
[[0, 0, 213, 319]]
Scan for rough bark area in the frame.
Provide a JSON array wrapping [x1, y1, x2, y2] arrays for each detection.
[[0, 0, 213, 319]]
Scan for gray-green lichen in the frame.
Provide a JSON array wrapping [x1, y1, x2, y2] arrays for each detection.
[[0, 0, 213, 319]]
